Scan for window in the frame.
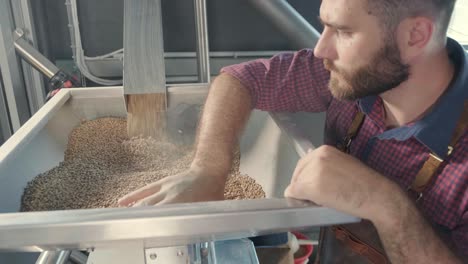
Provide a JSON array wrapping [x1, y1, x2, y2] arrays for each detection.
[[448, 0, 468, 47]]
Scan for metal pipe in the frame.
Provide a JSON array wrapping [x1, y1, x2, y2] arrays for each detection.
[[35, 250, 71, 264], [70, 250, 88, 264], [56, 250, 71, 264], [13, 29, 59, 79], [194, 0, 211, 83], [249, 0, 321, 49], [64, 0, 78, 64], [164, 50, 292, 58]]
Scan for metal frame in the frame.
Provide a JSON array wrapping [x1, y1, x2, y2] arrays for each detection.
[[87, 238, 259, 264], [0, 197, 357, 251], [10, 0, 46, 113], [83, 51, 293, 79], [73, 0, 323, 82], [0, 74, 12, 143], [64, 0, 323, 84], [194, 0, 211, 83], [0, 0, 30, 132]]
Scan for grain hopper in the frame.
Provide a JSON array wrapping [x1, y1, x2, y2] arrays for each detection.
[[0, 86, 359, 263]]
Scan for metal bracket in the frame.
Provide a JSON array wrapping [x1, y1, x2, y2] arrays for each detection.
[[145, 246, 190, 264]]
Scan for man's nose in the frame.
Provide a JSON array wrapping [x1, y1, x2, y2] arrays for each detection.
[[314, 29, 337, 60]]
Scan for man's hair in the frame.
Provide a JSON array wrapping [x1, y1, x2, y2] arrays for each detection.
[[367, 0, 457, 40]]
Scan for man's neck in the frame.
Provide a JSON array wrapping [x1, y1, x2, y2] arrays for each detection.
[[380, 50, 455, 129]]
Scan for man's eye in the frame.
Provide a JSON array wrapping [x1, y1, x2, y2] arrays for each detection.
[[337, 30, 352, 37]]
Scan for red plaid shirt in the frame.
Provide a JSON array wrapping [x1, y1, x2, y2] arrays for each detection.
[[221, 38, 468, 257]]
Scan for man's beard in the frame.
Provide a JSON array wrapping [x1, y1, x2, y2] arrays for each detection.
[[324, 40, 410, 101]]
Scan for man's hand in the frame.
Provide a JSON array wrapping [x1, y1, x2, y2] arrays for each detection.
[[284, 145, 398, 222], [118, 74, 252, 207], [118, 168, 225, 207]]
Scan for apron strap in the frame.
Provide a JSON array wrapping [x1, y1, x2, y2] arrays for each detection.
[[347, 111, 366, 140], [338, 110, 365, 153], [410, 100, 468, 194]]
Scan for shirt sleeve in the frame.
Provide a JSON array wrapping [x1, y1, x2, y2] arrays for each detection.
[[220, 49, 333, 112], [452, 211, 468, 258]]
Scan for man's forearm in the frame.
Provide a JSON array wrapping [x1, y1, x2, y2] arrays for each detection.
[[191, 73, 253, 179], [373, 185, 461, 263]]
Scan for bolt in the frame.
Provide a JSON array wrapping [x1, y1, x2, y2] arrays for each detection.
[[15, 28, 24, 37], [177, 250, 184, 257], [150, 253, 157, 260]]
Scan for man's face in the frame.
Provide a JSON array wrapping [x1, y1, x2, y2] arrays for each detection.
[[315, 0, 410, 101]]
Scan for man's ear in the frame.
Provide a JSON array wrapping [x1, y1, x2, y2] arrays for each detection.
[[396, 16, 434, 63]]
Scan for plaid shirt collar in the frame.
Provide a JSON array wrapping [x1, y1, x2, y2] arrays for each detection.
[[358, 38, 468, 159]]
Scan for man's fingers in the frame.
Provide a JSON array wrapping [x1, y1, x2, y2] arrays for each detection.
[[291, 152, 315, 183], [291, 161, 303, 183], [118, 182, 162, 206], [133, 192, 165, 207], [284, 185, 294, 197], [291, 149, 315, 182], [292, 155, 309, 182], [284, 183, 312, 202]]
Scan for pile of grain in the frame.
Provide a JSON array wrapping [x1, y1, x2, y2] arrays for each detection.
[[20, 118, 265, 211]]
